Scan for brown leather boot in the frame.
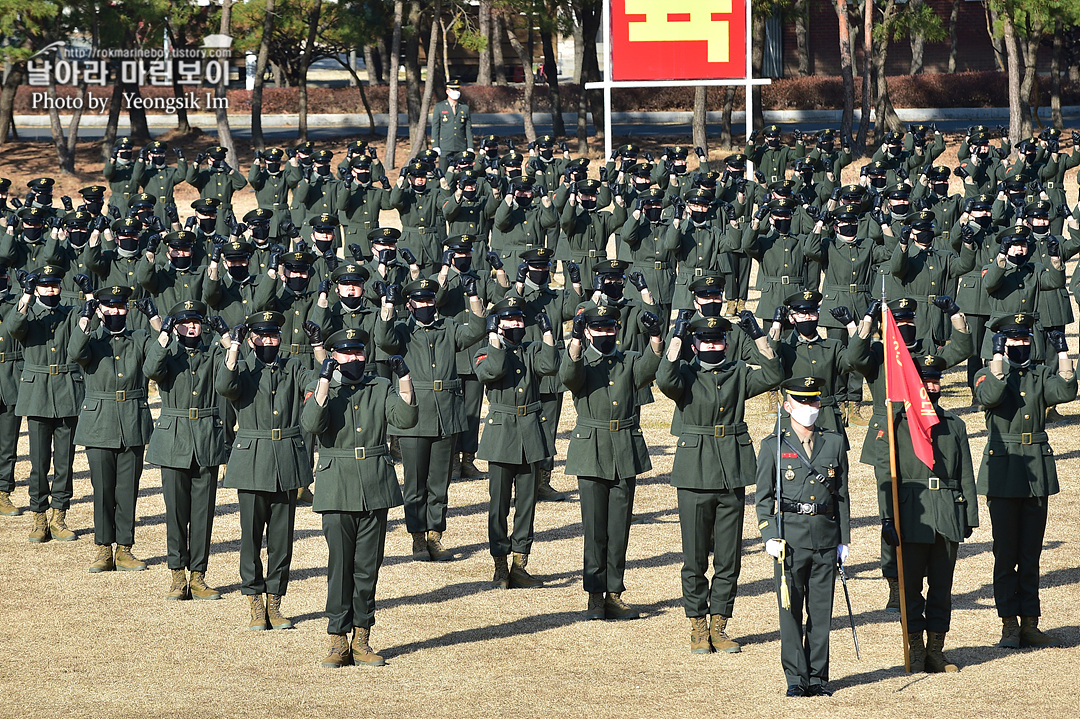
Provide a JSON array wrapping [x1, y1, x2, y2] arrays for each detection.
[[88, 544, 114, 573], [165, 568, 189, 600], [710, 615, 742, 653], [114, 545, 146, 571], [925, 631, 959, 672], [426, 531, 453, 562], [509, 552, 543, 588], [449, 452, 461, 479], [1000, 617, 1021, 648], [49, 509, 76, 541], [537, 469, 567, 501], [459, 453, 483, 478], [411, 532, 429, 561], [0, 491, 21, 516], [689, 617, 712, 654], [189, 571, 222, 600], [321, 634, 353, 668], [492, 555, 510, 590], [266, 593, 294, 629], [296, 486, 314, 505], [28, 511, 50, 543], [351, 627, 386, 666], [886, 576, 901, 613], [1020, 616, 1059, 646], [604, 592, 640, 620], [907, 631, 927, 672], [247, 594, 268, 631], [586, 593, 605, 620]]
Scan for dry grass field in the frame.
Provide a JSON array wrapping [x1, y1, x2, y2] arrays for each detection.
[[0, 134, 1078, 718]]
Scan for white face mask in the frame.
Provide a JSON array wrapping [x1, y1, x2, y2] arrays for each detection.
[[787, 401, 820, 428], [447, 89, 461, 101]]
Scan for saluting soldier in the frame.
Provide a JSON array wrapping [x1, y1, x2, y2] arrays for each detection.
[[974, 314, 1077, 648], [144, 300, 231, 601], [746, 125, 805, 186], [293, 151, 342, 239], [559, 179, 628, 286], [237, 208, 283, 276], [0, 264, 24, 517], [249, 148, 302, 238], [86, 217, 158, 334], [135, 141, 187, 225], [354, 228, 421, 307], [0, 206, 59, 271], [53, 210, 105, 305], [657, 313, 781, 654], [303, 330, 417, 669], [391, 161, 448, 270], [138, 230, 206, 310], [204, 240, 276, 329], [336, 157, 392, 260], [475, 297, 560, 589], [186, 146, 248, 235], [431, 80, 474, 172], [618, 189, 680, 320], [491, 179, 559, 271], [69, 286, 156, 573], [670, 188, 745, 310], [744, 198, 814, 330], [756, 376, 851, 698], [441, 169, 500, 269], [561, 305, 664, 620], [103, 138, 140, 216], [951, 194, 1003, 391], [216, 311, 323, 631], [879, 354, 979, 673]]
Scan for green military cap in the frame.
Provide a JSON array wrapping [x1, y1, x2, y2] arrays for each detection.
[[453, 149, 476, 164], [1040, 127, 1062, 140], [34, 264, 66, 282], [112, 217, 142, 234], [521, 247, 555, 264], [630, 162, 654, 177], [445, 234, 475, 250], [169, 299, 207, 321], [145, 140, 167, 152], [17, 207, 46, 222], [263, 148, 285, 161], [970, 193, 995, 210], [404, 278, 439, 299], [908, 123, 930, 136], [568, 157, 590, 170], [1016, 138, 1036, 153], [639, 188, 665, 202], [456, 169, 481, 185], [368, 227, 401, 243], [115, 137, 134, 148], [243, 208, 273, 224], [768, 179, 796, 194], [490, 296, 526, 318], [769, 197, 798, 214], [794, 158, 820, 173], [990, 313, 1035, 337], [509, 177, 535, 193], [968, 124, 990, 135], [575, 179, 602, 194], [294, 141, 314, 154], [839, 183, 865, 198], [835, 204, 861, 222], [346, 139, 369, 153], [191, 197, 221, 213], [696, 170, 723, 186], [784, 290, 823, 311], [886, 184, 911, 199], [969, 131, 990, 144], [669, 145, 689, 159], [689, 315, 731, 338], [281, 250, 316, 269], [332, 262, 370, 284], [78, 185, 107, 199], [926, 165, 951, 181], [417, 149, 439, 164], [313, 149, 333, 162], [0, 178, 10, 192], [866, 160, 889, 174], [247, 310, 286, 335], [349, 155, 373, 169], [309, 213, 340, 231], [26, 177, 55, 193], [583, 304, 620, 327], [503, 150, 525, 166], [617, 144, 639, 156], [325, 328, 369, 352], [63, 210, 93, 227], [536, 134, 555, 147], [1001, 224, 1032, 245], [883, 131, 904, 144], [689, 273, 725, 296], [724, 153, 747, 168], [763, 125, 781, 135], [783, 375, 826, 399], [446, 78, 462, 90], [595, 259, 631, 276], [916, 353, 947, 379], [1002, 177, 1027, 193], [888, 297, 917, 319], [910, 210, 936, 230], [819, 128, 837, 139], [482, 134, 500, 146], [1026, 200, 1052, 218], [130, 192, 156, 208], [221, 240, 254, 258], [684, 188, 713, 205], [96, 285, 133, 305], [207, 146, 227, 159], [406, 160, 431, 177], [165, 230, 196, 248]]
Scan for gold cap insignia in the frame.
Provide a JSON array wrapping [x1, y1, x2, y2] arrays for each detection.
[[804, 377, 814, 387]]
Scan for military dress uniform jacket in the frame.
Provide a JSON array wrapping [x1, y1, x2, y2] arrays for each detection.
[[617, 214, 680, 305], [430, 100, 474, 154], [745, 141, 806, 185], [434, 269, 509, 376], [53, 242, 103, 303], [974, 361, 1077, 497], [1031, 233, 1080, 328], [135, 161, 187, 222], [657, 352, 782, 490], [186, 166, 248, 220], [335, 182, 393, 250], [6, 301, 84, 418], [951, 221, 1002, 317], [558, 202, 629, 270], [508, 281, 581, 394], [560, 346, 661, 481], [743, 226, 815, 315], [887, 242, 977, 340], [0, 234, 59, 272], [491, 201, 559, 265], [981, 260, 1065, 357], [879, 408, 979, 543], [772, 333, 857, 434], [755, 426, 851, 550], [671, 221, 745, 308], [805, 232, 892, 329], [390, 185, 450, 266], [248, 166, 300, 235], [0, 294, 24, 407], [203, 273, 276, 329], [137, 259, 206, 311], [263, 285, 329, 369], [144, 339, 229, 468], [374, 315, 487, 437], [68, 325, 154, 449], [441, 193, 500, 251], [293, 175, 342, 228], [474, 341, 560, 464], [103, 159, 140, 214], [301, 374, 418, 513], [216, 354, 318, 492]]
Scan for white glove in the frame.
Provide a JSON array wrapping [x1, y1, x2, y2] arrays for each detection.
[[433, 147, 441, 155], [837, 544, 850, 564], [765, 538, 783, 559]]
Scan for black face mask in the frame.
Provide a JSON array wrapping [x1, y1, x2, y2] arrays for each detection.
[[913, 230, 934, 247], [286, 275, 309, 293], [171, 254, 192, 270], [870, 177, 887, 189], [118, 236, 139, 254], [314, 238, 333, 253], [696, 348, 726, 364], [299, 156, 313, 167], [1031, 223, 1050, 238], [633, 178, 651, 191], [691, 210, 708, 224], [228, 265, 250, 282], [377, 248, 397, 264], [644, 206, 663, 223], [931, 183, 949, 197], [539, 148, 553, 161], [151, 155, 165, 166], [22, 226, 43, 242], [795, 319, 819, 337], [37, 294, 61, 308], [267, 163, 282, 174], [502, 326, 526, 345], [837, 224, 857, 238], [412, 305, 437, 325], [316, 164, 331, 176], [251, 224, 270, 240], [1006, 344, 1031, 365], [773, 218, 792, 234], [974, 215, 993, 229], [926, 390, 941, 405], [506, 167, 522, 179], [1006, 250, 1030, 267], [211, 160, 226, 172], [767, 138, 780, 148], [102, 313, 127, 333], [673, 162, 687, 175], [339, 295, 364, 311], [581, 199, 597, 211], [85, 201, 104, 215], [891, 203, 910, 216], [177, 332, 202, 349], [452, 256, 471, 273], [68, 230, 89, 247], [516, 195, 532, 209], [198, 217, 216, 232], [254, 344, 279, 364], [697, 300, 723, 317], [591, 334, 616, 354], [411, 181, 428, 194], [339, 359, 366, 381], [527, 269, 549, 286], [600, 281, 624, 300], [462, 188, 478, 201], [898, 323, 918, 345], [354, 172, 371, 184]]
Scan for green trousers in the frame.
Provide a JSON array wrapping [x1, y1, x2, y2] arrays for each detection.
[[538, 392, 562, 472], [676, 487, 745, 618], [988, 495, 1049, 618], [578, 475, 636, 594], [237, 489, 296, 596], [162, 463, 219, 572], [322, 509, 388, 635], [399, 434, 456, 534], [902, 534, 959, 633], [0, 402, 21, 493], [86, 445, 144, 547], [488, 460, 539, 557], [26, 415, 78, 513], [458, 374, 484, 455], [776, 545, 836, 691]]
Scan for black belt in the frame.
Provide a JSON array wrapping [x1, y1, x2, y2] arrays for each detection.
[[899, 476, 954, 491], [159, 407, 219, 419], [681, 422, 747, 437], [577, 416, 638, 432], [780, 499, 832, 516], [318, 445, 388, 460], [415, 379, 462, 392], [488, 401, 542, 416], [235, 426, 302, 441], [86, 389, 147, 402]]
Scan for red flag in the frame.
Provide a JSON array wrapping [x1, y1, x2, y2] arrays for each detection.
[[883, 308, 939, 468]]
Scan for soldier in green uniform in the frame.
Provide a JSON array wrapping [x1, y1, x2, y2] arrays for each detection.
[[186, 146, 248, 236], [744, 198, 814, 330], [558, 179, 627, 286], [618, 189, 680, 320], [6, 265, 83, 543], [305, 214, 343, 286], [391, 161, 449, 269], [0, 206, 60, 271], [431, 80, 474, 173], [336, 139, 386, 181], [375, 278, 486, 561], [216, 311, 323, 630], [951, 194, 1002, 391], [336, 157, 392, 259], [441, 170, 500, 269], [103, 138, 140, 216], [86, 217, 157, 334], [135, 141, 187, 226], [53, 210, 105, 305], [475, 297, 560, 589], [561, 305, 664, 619], [0, 265, 24, 516], [491, 179, 559, 270], [204, 240, 276, 329], [670, 188, 745, 310], [249, 148, 302, 237], [746, 125, 806, 186], [69, 286, 156, 573], [657, 313, 781, 653], [756, 376, 851, 698], [293, 150, 342, 240], [303, 330, 417, 668], [145, 300, 230, 600], [879, 354, 979, 673], [974, 314, 1077, 648], [138, 230, 206, 310], [238, 209, 284, 276]]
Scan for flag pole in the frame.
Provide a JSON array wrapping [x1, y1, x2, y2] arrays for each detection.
[[881, 276, 911, 673]]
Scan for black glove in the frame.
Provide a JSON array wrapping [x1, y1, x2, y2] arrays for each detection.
[[992, 331, 1007, 356], [268, 249, 282, 271], [881, 519, 900, 547], [400, 248, 418, 266], [486, 251, 503, 271], [348, 243, 365, 261], [462, 276, 478, 297], [372, 280, 387, 299], [754, 204, 769, 221], [737, 310, 764, 340], [955, 165, 970, 180], [865, 299, 882, 320], [109, 205, 121, 220], [145, 233, 162, 255], [73, 273, 94, 295], [515, 262, 529, 284], [830, 186, 842, 202], [536, 311, 553, 334], [61, 195, 73, 212], [91, 215, 108, 232], [379, 175, 391, 190], [21, 272, 39, 295], [209, 315, 229, 337], [805, 204, 820, 221], [323, 252, 339, 273], [1047, 237, 1061, 258], [931, 295, 961, 316], [640, 311, 663, 337], [1048, 330, 1069, 353], [964, 525, 974, 540], [302, 320, 322, 345], [441, 248, 456, 267], [80, 298, 99, 319], [734, 176, 748, 195], [387, 355, 408, 378], [870, 207, 887, 225], [228, 323, 249, 344], [318, 279, 331, 295], [570, 312, 587, 340], [486, 313, 500, 334], [195, 152, 208, 164], [1058, 204, 1072, 220], [960, 224, 976, 246], [294, 238, 309, 253], [829, 306, 854, 326], [174, 147, 185, 160], [772, 305, 789, 325], [135, 298, 158, 318], [592, 274, 605, 293], [599, 167, 609, 183], [159, 315, 176, 335], [319, 357, 338, 380], [384, 283, 402, 305], [627, 271, 648, 292], [672, 315, 690, 339], [210, 242, 223, 263], [900, 225, 912, 245]]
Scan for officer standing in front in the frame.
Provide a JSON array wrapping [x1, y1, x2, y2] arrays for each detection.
[[431, 80, 474, 173]]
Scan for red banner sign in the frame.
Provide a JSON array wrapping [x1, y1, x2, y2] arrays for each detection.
[[610, 0, 748, 81]]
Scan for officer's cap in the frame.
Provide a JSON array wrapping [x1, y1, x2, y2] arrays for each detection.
[[689, 315, 731, 339], [769, 197, 798, 214], [165, 230, 197, 249], [263, 148, 285, 161], [445, 234, 476, 251], [883, 131, 904, 144], [243, 208, 273, 224], [368, 227, 401, 244], [510, 178, 535, 194], [916, 354, 947, 379], [970, 193, 995, 210], [294, 141, 314, 154], [111, 217, 142, 234], [313, 149, 333, 162], [835, 204, 861, 222], [1026, 200, 1051, 218], [63, 210, 93, 228], [482, 134, 500, 147], [724, 153, 747, 169], [1001, 225, 1032, 246], [640, 188, 665, 202], [503, 150, 524, 166], [617, 144, 639, 156], [689, 274, 725, 297], [407, 160, 432, 177], [191, 198, 221, 214], [926, 165, 951, 181], [404, 278, 439, 300], [221, 241, 254, 259], [96, 285, 133, 306], [347, 140, 369, 153], [446, 78, 462, 90], [246, 310, 286, 335], [27, 177, 55, 193], [350, 156, 373, 170], [685, 188, 713, 206], [886, 185, 911, 200], [130, 192, 156, 208], [910, 210, 936, 230], [281, 251, 316, 270], [784, 290, 822, 311], [34, 264, 65, 283], [763, 125, 781, 136], [17, 207, 46, 223], [1003, 177, 1027, 192], [453, 149, 476, 164], [839, 184, 865, 199], [583, 305, 620, 328], [989, 313, 1035, 337], [169, 299, 206, 322], [79, 185, 107, 200], [594, 259, 630, 276], [575, 179, 602, 195], [309, 213, 340, 231], [521, 247, 555, 265], [669, 146, 689, 159], [536, 134, 555, 147], [630, 162, 654, 178], [325, 328, 369, 352], [145, 140, 166, 152], [969, 131, 990, 144], [115, 137, 133, 149], [694, 171, 722, 188], [768, 179, 796, 195], [207, 146, 227, 160], [490, 297, 526, 319], [866, 160, 889, 174], [783, 376, 825, 400], [332, 263, 370, 284], [888, 297, 917, 319]]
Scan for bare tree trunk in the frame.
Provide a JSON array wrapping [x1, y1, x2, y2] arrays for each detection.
[[1017, 20, 1042, 136], [126, 84, 151, 143], [1051, 28, 1063, 129], [363, 45, 381, 85], [251, 0, 276, 150], [873, 0, 902, 141], [541, 25, 565, 137], [404, 2, 423, 134], [296, 0, 322, 143], [986, 4, 1006, 72], [577, 3, 603, 146], [215, 0, 238, 162], [1003, 11, 1023, 143], [46, 77, 84, 174], [410, 0, 441, 157], [836, 0, 855, 147], [573, 18, 583, 84], [857, 0, 872, 151], [576, 88, 589, 154], [102, 77, 123, 160], [386, 0, 404, 171], [478, 0, 492, 85], [504, 12, 537, 143], [720, 86, 735, 150], [692, 86, 707, 158], [947, 0, 960, 73], [0, 63, 24, 145], [794, 0, 810, 76], [909, 0, 925, 74], [751, 12, 765, 131], [336, 57, 378, 135], [492, 12, 507, 85]]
